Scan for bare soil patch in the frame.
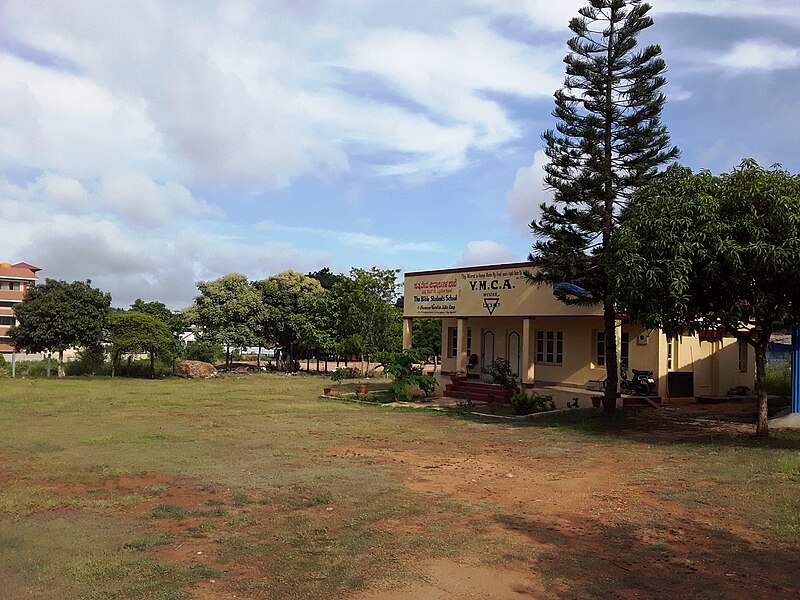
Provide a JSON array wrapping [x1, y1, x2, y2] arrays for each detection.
[[2, 377, 798, 600], [334, 408, 800, 600]]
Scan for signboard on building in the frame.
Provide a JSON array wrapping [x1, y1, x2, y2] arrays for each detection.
[[404, 263, 600, 318]]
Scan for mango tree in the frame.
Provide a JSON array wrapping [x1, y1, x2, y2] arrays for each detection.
[[607, 161, 800, 436], [9, 279, 111, 377]]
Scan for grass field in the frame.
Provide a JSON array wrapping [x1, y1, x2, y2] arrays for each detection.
[[1, 374, 799, 599]]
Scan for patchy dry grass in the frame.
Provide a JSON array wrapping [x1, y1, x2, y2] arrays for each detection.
[[1, 374, 799, 599]]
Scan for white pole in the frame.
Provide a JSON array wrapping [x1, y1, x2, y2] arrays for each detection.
[[11, 351, 16, 378]]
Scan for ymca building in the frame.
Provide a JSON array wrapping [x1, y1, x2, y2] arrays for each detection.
[[402, 262, 753, 400]]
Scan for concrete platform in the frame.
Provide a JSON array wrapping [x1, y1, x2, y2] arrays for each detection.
[[768, 409, 800, 429]]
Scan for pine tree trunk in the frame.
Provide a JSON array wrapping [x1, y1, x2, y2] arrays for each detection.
[[257, 346, 261, 369], [603, 302, 618, 414], [57, 350, 65, 378], [754, 343, 769, 438], [600, 13, 617, 415], [149, 352, 155, 379]]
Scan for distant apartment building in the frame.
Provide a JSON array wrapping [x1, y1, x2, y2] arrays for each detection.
[[0, 261, 40, 357]]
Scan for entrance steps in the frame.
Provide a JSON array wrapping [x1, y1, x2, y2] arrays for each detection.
[[444, 379, 512, 404]]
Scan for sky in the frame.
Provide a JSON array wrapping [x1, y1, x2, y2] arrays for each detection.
[[2, 0, 800, 309]]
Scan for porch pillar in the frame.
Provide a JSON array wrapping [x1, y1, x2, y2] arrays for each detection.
[[710, 338, 722, 397], [456, 318, 468, 373], [521, 318, 534, 385], [792, 323, 800, 414], [402, 318, 413, 350]]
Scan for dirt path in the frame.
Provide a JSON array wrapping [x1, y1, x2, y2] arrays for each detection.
[[3, 397, 797, 600], [338, 419, 798, 600]]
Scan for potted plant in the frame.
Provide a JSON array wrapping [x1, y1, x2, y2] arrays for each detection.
[[323, 386, 332, 396], [358, 383, 367, 395]]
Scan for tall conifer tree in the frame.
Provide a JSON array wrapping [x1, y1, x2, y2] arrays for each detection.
[[530, 0, 678, 412]]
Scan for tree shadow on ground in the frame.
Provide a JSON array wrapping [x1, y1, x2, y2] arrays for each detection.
[[568, 408, 800, 451], [497, 511, 799, 600], [452, 406, 800, 450]]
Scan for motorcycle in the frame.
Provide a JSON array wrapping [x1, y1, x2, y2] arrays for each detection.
[[620, 367, 655, 396]]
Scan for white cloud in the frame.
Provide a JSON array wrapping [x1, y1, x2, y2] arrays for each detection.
[[506, 150, 551, 230], [346, 18, 561, 151], [1, 2, 567, 186], [653, 0, 800, 21], [456, 240, 518, 267], [471, 0, 580, 31], [477, 0, 800, 29], [715, 39, 800, 72], [665, 83, 692, 102], [0, 170, 324, 308], [258, 222, 446, 254], [0, 54, 174, 180], [98, 171, 216, 225], [4, 170, 214, 226]]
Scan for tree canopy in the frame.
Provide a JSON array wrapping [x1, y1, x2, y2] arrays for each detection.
[[325, 267, 402, 361], [307, 267, 347, 291], [107, 311, 181, 378], [530, 0, 678, 412], [411, 318, 442, 361], [255, 270, 326, 371], [193, 273, 263, 368], [9, 279, 111, 377], [130, 299, 184, 335], [607, 160, 800, 436]]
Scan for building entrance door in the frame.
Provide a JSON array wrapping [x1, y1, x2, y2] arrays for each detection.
[[507, 331, 521, 377], [481, 330, 495, 375]]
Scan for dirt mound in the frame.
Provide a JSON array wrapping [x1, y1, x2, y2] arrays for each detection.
[[176, 360, 218, 379]]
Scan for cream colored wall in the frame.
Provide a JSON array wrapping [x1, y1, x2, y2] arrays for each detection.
[[528, 316, 605, 387], [718, 337, 754, 393], [656, 333, 754, 397], [675, 334, 711, 396], [437, 317, 755, 398], [621, 325, 661, 373], [441, 318, 457, 374], [440, 317, 524, 375]]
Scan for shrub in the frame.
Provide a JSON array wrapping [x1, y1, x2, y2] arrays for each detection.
[[344, 366, 362, 378], [376, 348, 437, 402], [114, 357, 173, 378], [766, 363, 791, 397], [65, 346, 108, 376], [510, 391, 555, 415], [485, 358, 517, 392], [18, 359, 51, 377], [184, 341, 224, 365], [330, 367, 348, 385], [331, 366, 362, 382]]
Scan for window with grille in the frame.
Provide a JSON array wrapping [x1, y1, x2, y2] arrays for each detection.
[[536, 330, 563, 365]]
